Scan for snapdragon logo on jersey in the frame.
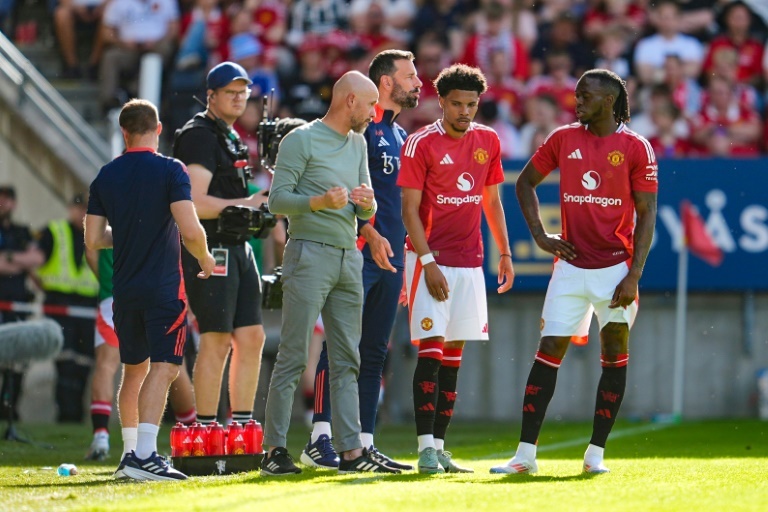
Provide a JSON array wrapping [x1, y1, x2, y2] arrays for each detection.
[[437, 172, 482, 206], [563, 170, 623, 207]]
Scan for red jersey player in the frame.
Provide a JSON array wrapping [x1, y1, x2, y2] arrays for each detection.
[[398, 64, 514, 474], [491, 69, 658, 475]]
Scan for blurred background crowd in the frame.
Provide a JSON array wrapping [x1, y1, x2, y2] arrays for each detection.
[[2, 0, 768, 168]]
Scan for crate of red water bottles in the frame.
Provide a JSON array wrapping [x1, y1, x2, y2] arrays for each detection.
[[170, 420, 264, 475]]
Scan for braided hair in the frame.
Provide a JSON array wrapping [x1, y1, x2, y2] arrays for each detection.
[[581, 69, 630, 124]]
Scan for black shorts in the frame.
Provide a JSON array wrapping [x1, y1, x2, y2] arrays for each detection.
[[181, 242, 263, 333], [114, 299, 188, 365]]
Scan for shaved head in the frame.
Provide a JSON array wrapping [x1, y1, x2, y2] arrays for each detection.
[[332, 71, 378, 105], [326, 71, 379, 134]]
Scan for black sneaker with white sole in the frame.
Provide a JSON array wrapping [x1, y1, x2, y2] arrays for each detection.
[[338, 448, 401, 474], [122, 451, 188, 481], [368, 446, 414, 471], [261, 447, 302, 476]]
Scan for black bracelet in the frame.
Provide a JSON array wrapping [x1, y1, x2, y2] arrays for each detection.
[[500, 253, 512, 258]]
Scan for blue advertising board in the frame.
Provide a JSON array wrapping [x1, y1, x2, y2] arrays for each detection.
[[486, 158, 768, 292]]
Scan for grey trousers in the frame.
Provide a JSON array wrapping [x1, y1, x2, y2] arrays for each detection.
[[264, 239, 364, 453]]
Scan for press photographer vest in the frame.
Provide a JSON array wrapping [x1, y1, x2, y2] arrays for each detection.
[[173, 113, 250, 244]]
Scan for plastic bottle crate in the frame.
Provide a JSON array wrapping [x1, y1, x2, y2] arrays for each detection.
[[171, 453, 264, 476]]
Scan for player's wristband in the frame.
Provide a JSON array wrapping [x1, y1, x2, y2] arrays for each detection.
[[419, 253, 436, 266], [500, 253, 512, 258]]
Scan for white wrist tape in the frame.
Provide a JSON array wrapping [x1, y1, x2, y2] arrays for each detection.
[[419, 253, 435, 266]]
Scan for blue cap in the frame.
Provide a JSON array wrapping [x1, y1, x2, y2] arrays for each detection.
[[206, 62, 253, 90], [229, 33, 262, 62]]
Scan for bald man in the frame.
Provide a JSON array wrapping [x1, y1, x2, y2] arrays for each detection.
[[262, 72, 399, 475]]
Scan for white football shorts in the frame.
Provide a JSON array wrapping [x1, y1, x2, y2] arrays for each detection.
[[405, 252, 489, 342], [94, 297, 119, 349], [540, 259, 638, 341]]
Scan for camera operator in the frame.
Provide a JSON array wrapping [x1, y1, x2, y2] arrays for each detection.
[[172, 61, 266, 427]]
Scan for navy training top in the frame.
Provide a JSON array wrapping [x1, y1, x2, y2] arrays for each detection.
[[359, 106, 407, 270], [87, 148, 191, 309]]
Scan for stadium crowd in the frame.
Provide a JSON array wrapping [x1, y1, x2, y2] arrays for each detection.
[[2, 0, 768, 158]]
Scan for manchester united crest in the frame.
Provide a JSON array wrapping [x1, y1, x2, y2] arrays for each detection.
[[421, 317, 433, 331], [473, 148, 489, 164], [607, 150, 625, 166]]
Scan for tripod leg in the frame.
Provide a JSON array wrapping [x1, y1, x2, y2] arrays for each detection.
[[2, 369, 26, 442]]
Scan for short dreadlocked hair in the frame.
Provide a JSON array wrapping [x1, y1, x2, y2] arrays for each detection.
[[581, 69, 631, 124], [433, 64, 487, 98]]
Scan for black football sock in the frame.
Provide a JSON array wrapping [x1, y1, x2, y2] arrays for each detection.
[[590, 360, 628, 448], [520, 353, 561, 445], [413, 343, 443, 437], [433, 347, 462, 442]]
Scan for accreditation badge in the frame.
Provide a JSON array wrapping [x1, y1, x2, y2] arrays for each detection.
[[212, 248, 229, 277]]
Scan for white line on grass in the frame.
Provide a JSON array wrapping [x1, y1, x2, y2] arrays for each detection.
[[479, 422, 674, 460]]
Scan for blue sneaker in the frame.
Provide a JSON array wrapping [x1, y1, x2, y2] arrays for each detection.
[[113, 453, 132, 479], [299, 434, 339, 468], [122, 451, 188, 481]]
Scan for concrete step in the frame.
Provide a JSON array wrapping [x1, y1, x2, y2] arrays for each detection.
[[53, 81, 103, 123], [17, 41, 64, 81]]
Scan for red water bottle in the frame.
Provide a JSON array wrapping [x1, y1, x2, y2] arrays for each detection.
[[227, 421, 246, 455], [244, 420, 264, 454], [191, 423, 208, 456], [170, 422, 188, 457], [207, 422, 225, 456], [181, 426, 193, 457]]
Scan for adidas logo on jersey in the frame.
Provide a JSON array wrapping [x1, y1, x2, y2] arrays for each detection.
[[378, 138, 390, 147], [440, 154, 454, 165], [567, 149, 583, 160]]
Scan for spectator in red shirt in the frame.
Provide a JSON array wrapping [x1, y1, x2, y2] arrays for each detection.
[[484, 47, 526, 126], [702, 1, 764, 87], [526, 50, 578, 125], [661, 54, 702, 119], [648, 101, 691, 158], [703, 46, 760, 110], [583, 0, 646, 44], [243, 0, 287, 50], [175, 0, 229, 71], [460, 1, 530, 82], [348, 0, 398, 52], [689, 74, 763, 157]]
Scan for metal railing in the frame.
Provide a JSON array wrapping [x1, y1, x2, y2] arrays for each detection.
[[0, 31, 110, 181]]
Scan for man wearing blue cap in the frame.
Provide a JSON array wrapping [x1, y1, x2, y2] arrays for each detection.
[[172, 62, 268, 428]]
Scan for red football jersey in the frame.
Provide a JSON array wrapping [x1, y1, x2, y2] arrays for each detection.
[[398, 121, 504, 268], [531, 123, 658, 269]]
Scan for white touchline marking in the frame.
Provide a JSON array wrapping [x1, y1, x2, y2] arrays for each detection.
[[479, 423, 673, 460]]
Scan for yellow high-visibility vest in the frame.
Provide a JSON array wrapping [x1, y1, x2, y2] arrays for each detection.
[[37, 220, 98, 297]]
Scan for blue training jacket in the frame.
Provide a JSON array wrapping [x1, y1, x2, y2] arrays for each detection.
[[358, 105, 407, 270]]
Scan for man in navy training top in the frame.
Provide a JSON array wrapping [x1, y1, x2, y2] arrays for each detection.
[[302, 49, 422, 470], [85, 99, 215, 481]]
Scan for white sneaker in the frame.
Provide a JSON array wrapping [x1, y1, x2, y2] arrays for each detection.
[[85, 432, 110, 461], [583, 461, 610, 473], [489, 457, 538, 474]]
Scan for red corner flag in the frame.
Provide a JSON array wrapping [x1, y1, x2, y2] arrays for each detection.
[[681, 200, 723, 267]]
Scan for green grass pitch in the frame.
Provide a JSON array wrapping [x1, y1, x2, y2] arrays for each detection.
[[1, 419, 766, 511]]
